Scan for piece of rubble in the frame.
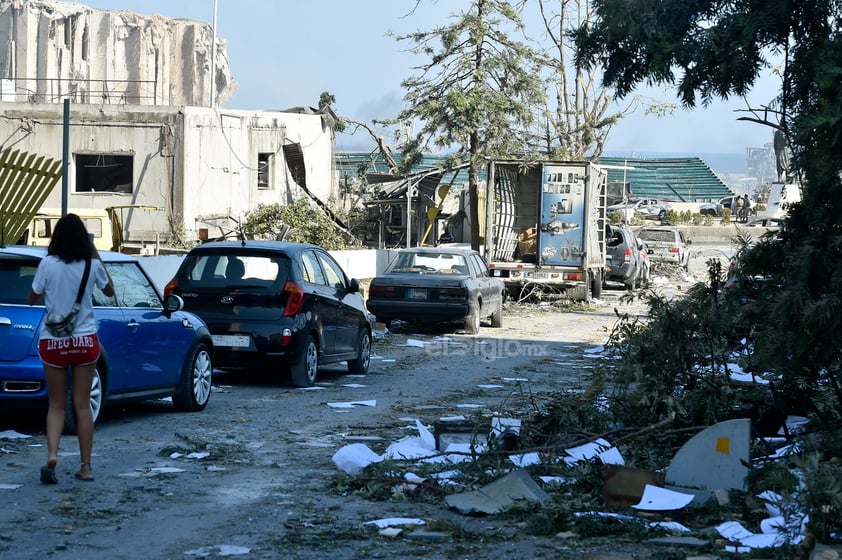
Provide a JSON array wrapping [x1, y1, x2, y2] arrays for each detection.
[[445, 469, 549, 515]]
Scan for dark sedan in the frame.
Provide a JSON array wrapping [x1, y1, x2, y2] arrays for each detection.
[[366, 247, 505, 334], [164, 241, 371, 387]]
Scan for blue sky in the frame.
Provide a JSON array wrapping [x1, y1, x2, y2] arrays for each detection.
[[77, 0, 780, 162]]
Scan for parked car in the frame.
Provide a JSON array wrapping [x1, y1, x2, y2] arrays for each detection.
[[700, 196, 757, 218], [0, 246, 213, 431], [605, 226, 650, 289], [607, 198, 673, 221], [636, 226, 691, 270], [164, 241, 371, 387], [366, 247, 505, 335]]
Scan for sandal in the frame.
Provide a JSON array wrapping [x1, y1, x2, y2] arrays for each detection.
[[74, 462, 94, 482], [40, 465, 58, 485]]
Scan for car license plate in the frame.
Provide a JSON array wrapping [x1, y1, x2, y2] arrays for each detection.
[[407, 288, 428, 299], [212, 334, 251, 348]]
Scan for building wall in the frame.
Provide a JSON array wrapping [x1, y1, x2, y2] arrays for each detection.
[[0, 0, 236, 106], [0, 102, 335, 246]]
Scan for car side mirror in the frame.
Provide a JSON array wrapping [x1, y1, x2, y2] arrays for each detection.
[[163, 294, 185, 317], [348, 278, 360, 294]]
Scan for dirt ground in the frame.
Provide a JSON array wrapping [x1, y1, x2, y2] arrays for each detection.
[[1, 249, 794, 560]]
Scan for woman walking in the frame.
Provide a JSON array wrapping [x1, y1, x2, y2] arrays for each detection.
[[28, 214, 114, 484]]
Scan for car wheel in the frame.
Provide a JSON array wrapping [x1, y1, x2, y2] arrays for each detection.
[[173, 342, 213, 412], [464, 308, 480, 335], [490, 298, 503, 328], [64, 364, 104, 435], [290, 335, 319, 387], [347, 329, 371, 374]]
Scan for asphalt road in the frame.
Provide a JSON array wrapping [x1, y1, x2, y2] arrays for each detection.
[[0, 248, 729, 560]]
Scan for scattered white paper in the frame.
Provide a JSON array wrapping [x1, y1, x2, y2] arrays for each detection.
[[502, 377, 529, 382], [538, 476, 569, 485], [439, 415, 466, 422], [455, 403, 483, 409], [299, 386, 326, 391], [332, 443, 383, 475], [381, 359, 396, 363], [491, 417, 521, 437], [0, 483, 22, 490], [632, 484, 695, 511], [405, 339, 427, 347], [384, 437, 437, 461], [364, 518, 426, 528], [415, 420, 436, 450], [510, 452, 541, 467], [327, 400, 377, 408], [0, 430, 30, 440], [185, 544, 251, 556], [477, 384, 504, 389], [170, 451, 210, 460], [340, 383, 367, 388]]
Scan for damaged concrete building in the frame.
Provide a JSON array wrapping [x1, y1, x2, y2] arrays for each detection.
[[0, 0, 337, 249]]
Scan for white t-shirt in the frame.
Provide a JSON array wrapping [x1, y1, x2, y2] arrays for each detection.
[[31, 256, 110, 340]]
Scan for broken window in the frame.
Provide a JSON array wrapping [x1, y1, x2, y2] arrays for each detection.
[[74, 154, 134, 193], [258, 153, 271, 190], [282, 143, 306, 188]]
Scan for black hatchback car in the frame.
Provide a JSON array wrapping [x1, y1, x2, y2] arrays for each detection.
[[164, 241, 371, 387]]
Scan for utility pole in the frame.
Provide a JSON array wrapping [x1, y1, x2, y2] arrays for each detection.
[[210, 0, 218, 108]]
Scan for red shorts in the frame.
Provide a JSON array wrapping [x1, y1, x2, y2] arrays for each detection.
[[38, 334, 101, 368]]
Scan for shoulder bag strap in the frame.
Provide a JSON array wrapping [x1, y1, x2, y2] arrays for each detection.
[[75, 259, 91, 305]]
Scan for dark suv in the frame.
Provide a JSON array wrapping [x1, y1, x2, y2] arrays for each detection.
[[605, 226, 649, 289], [164, 241, 371, 387]]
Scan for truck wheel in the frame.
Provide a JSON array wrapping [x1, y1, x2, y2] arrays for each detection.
[[590, 270, 603, 299]]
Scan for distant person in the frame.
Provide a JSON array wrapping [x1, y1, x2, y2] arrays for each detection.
[[438, 228, 454, 245], [28, 214, 115, 484], [735, 195, 745, 222]]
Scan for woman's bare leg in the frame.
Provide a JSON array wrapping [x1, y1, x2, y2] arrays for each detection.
[[71, 363, 95, 471], [43, 364, 68, 468]]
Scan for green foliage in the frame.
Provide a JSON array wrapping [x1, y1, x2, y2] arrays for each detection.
[[389, 1, 545, 249], [661, 209, 680, 225], [242, 200, 347, 250], [318, 91, 345, 133], [575, 0, 842, 419], [594, 259, 758, 429]]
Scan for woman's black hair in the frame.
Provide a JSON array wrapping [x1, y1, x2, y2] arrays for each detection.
[[47, 213, 94, 263]]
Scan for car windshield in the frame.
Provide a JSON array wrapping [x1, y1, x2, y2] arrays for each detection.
[[387, 252, 469, 274], [638, 229, 676, 243]]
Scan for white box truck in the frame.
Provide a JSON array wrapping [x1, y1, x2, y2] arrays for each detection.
[[484, 160, 608, 300]]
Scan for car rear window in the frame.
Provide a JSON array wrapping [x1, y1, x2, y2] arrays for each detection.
[[638, 230, 675, 243], [387, 252, 469, 274], [177, 252, 291, 291]]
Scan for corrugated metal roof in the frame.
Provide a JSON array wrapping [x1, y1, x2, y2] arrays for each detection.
[[595, 156, 732, 202], [336, 152, 733, 203]]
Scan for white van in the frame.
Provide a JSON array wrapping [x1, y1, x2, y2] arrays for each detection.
[[761, 183, 801, 219], [23, 208, 114, 251]]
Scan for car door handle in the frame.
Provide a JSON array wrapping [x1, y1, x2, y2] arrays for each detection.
[[127, 321, 140, 329]]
